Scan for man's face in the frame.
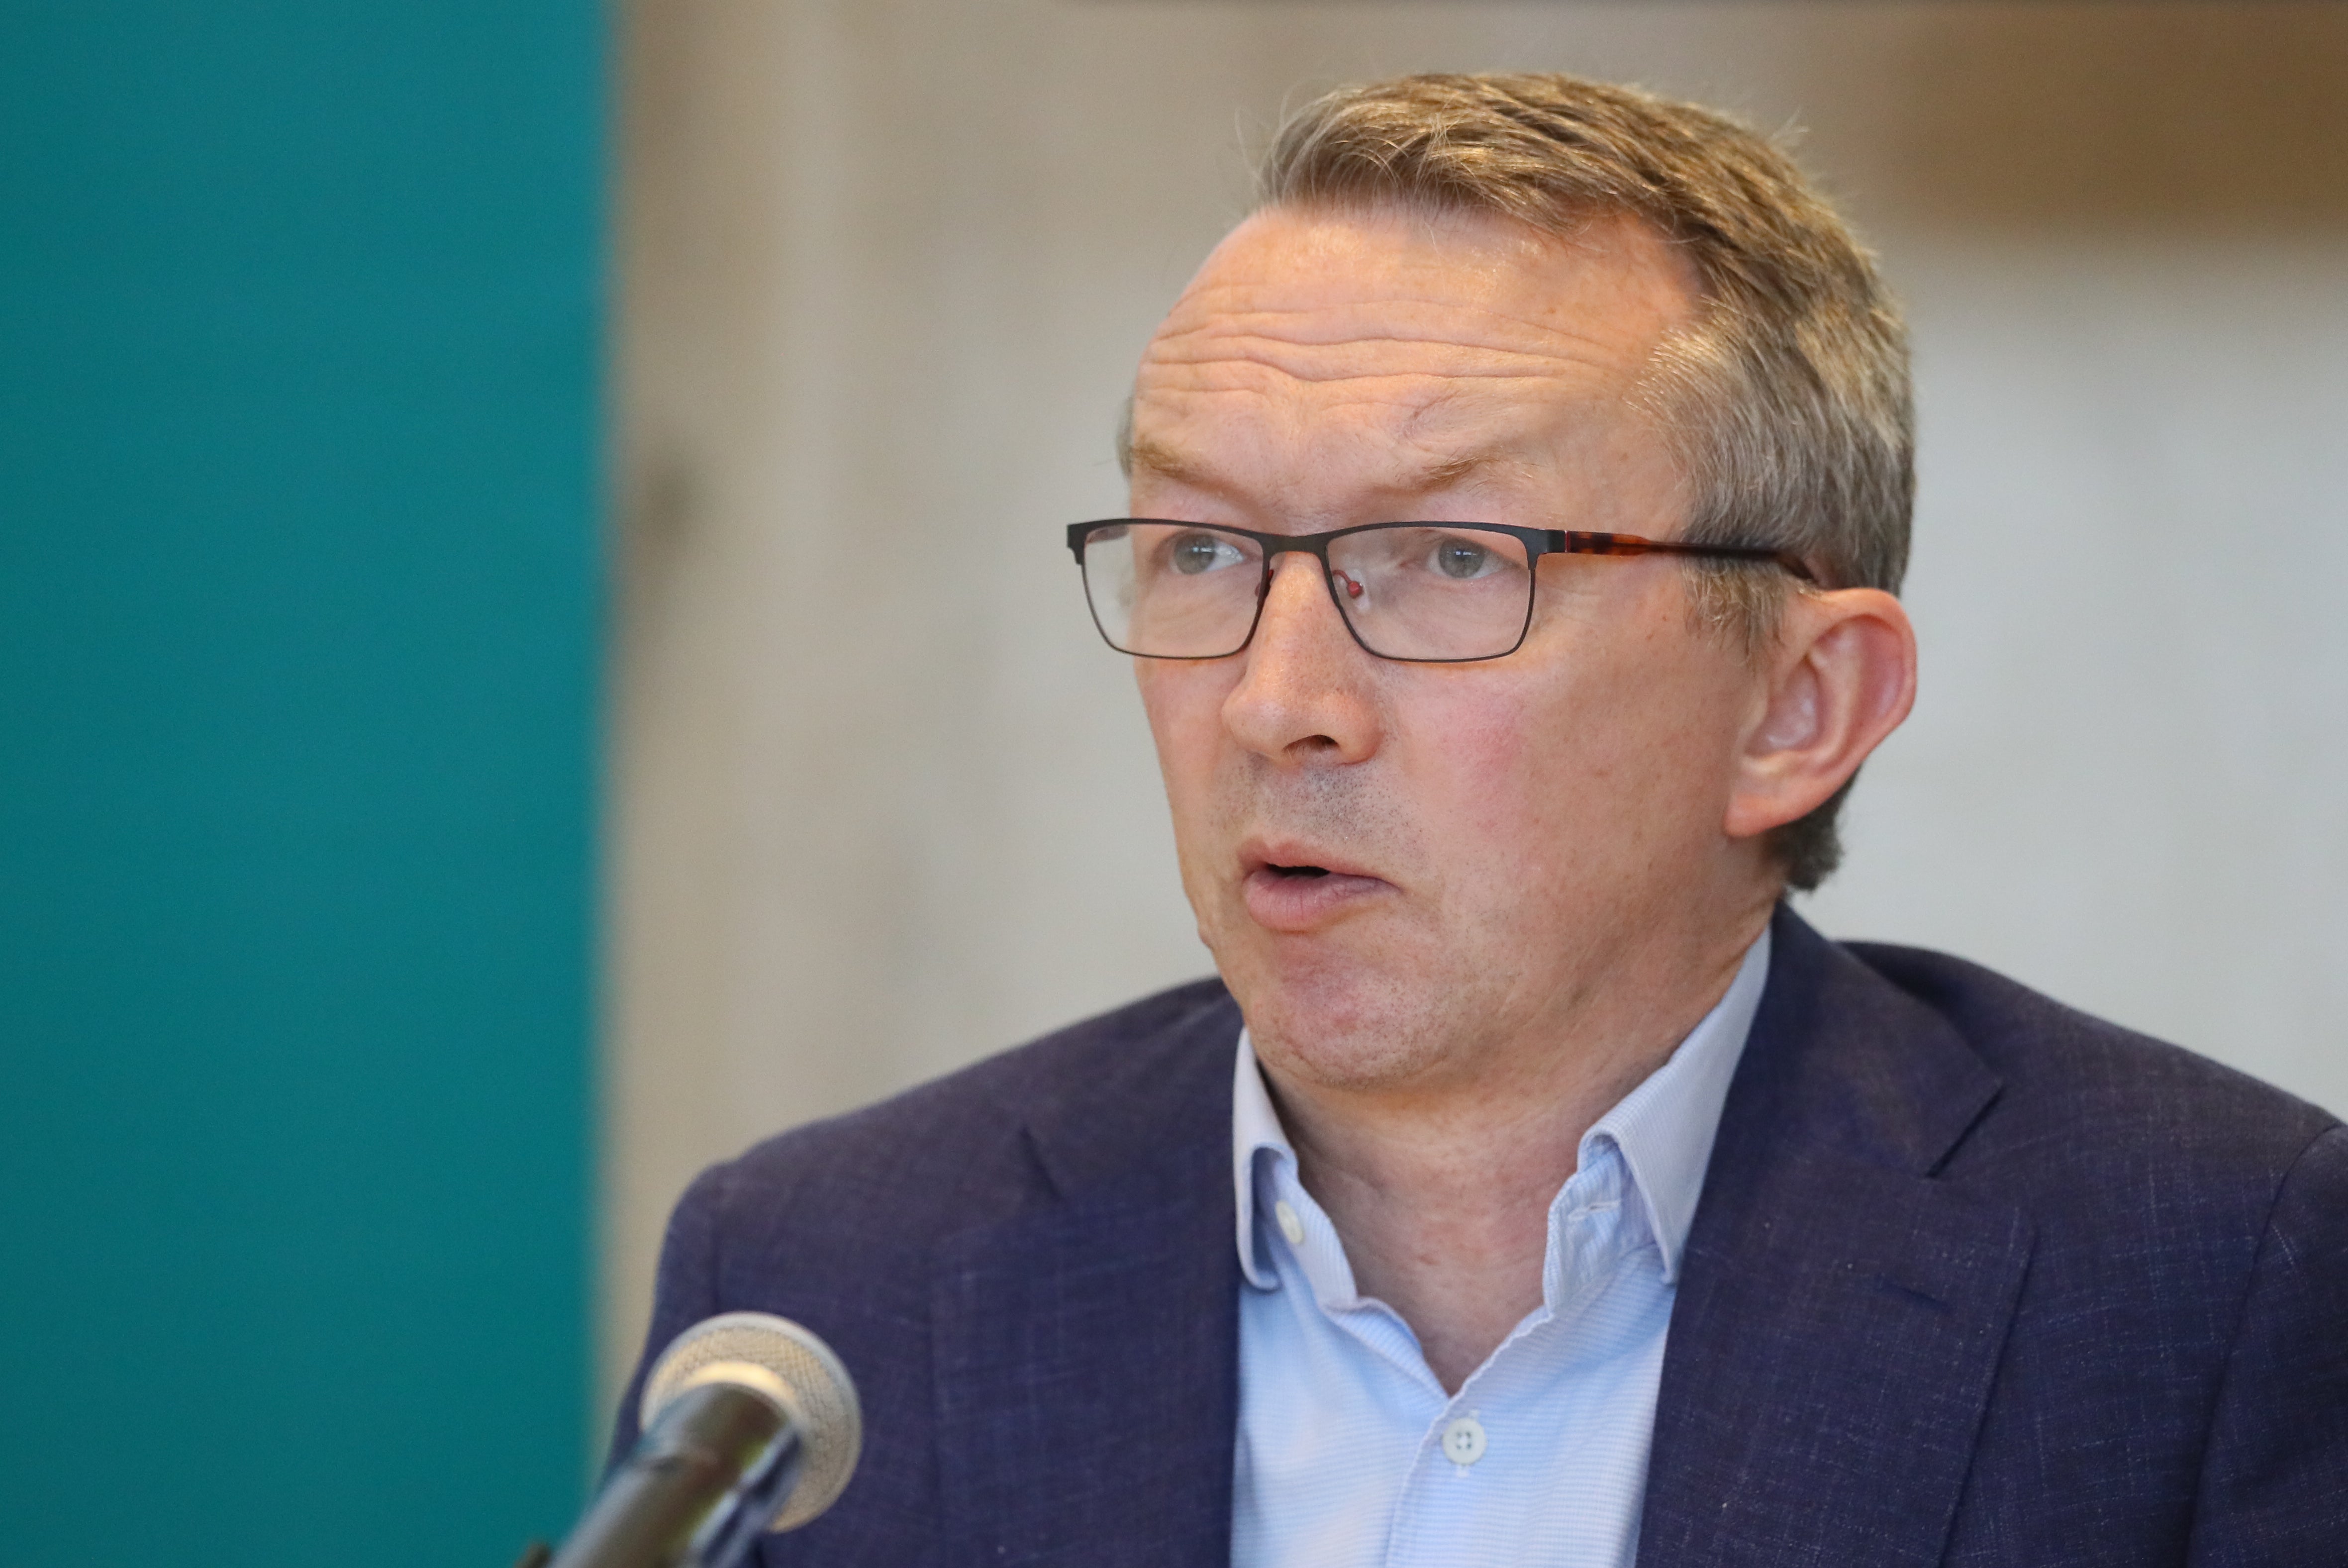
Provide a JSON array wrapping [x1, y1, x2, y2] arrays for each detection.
[[1127, 205, 1781, 1097]]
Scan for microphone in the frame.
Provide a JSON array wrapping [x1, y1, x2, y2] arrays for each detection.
[[547, 1312, 864, 1568]]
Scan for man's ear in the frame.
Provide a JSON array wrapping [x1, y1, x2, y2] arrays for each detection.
[[1723, 588, 1917, 842]]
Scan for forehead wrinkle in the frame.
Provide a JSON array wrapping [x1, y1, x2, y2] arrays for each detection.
[[1157, 272, 1662, 351], [1137, 365, 1586, 486], [1140, 308, 1646, 413], [1145, 341, 1586, 390], [1148, 309, 1630, 381], [1136, 344, 1585, 474]]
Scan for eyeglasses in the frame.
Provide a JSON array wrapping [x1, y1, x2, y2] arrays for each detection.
[[1066, 519, 1815, 663]]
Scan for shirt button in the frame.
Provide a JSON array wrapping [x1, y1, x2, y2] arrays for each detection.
[[1442, 1415, 1487, 1467], [1273, 1200, 1305, 1246]]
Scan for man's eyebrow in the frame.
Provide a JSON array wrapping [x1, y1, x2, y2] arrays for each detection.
[[1124, 433, 1217, 489], [1125, 433, 1527, 497], [1415, 450, 1511, 490]]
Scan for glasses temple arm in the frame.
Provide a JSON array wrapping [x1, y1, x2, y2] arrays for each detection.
[[1554, 531, 1818, 585]]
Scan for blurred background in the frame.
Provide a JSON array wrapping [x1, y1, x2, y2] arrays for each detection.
[[5, 2, 2343, 1563]]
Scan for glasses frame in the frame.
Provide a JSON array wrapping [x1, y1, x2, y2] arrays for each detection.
[[1065, 518, 1817, 664]]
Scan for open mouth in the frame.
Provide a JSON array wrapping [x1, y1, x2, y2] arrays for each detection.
[[1240, 847, 1388, 931]]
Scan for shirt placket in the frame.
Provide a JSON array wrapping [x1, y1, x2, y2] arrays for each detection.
[[1379, 1148, 1650, 1568]]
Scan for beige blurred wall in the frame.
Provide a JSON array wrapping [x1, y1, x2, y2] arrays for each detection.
[[605, 0, 2348, 1404]]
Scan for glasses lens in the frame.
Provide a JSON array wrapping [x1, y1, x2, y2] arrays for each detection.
[[1081, 522, 1265, 657], [1325, 525, 1535, 660]]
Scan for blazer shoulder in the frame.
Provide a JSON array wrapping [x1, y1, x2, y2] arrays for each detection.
[[1843, 937, 2338, 1179], [693, 974, 1239, 1247]]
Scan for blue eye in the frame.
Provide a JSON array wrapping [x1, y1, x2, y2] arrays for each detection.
[[1170, 533, 1241, 575], [1435, 540, 1493, 579]]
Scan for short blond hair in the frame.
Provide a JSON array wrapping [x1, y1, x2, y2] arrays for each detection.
[[1258, 72, 1912, 890]]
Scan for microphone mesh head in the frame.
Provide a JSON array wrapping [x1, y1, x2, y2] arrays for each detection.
[[640, 1312, 864, 1531]]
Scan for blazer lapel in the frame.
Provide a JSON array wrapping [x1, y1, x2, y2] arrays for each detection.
[[930, 992, 1242, 1568], [1640, 909, 2032, 1568]]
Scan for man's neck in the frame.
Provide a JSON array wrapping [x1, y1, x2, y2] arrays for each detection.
[[1261, 910, 1769, 1392]]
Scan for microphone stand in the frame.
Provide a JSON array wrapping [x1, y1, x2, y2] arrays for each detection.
[[533, 1382, 803, 1568]]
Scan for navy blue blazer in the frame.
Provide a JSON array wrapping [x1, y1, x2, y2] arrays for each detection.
[[610, 908, 2348, 1565]]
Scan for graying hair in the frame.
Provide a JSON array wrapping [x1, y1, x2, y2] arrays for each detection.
[[1255, 72, 1913, 891]]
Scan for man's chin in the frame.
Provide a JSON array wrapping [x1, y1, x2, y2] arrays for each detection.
[[1248, 1010, 1454, 1097], [1218, 946, 1451, 1091]]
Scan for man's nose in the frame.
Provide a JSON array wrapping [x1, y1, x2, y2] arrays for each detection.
[[1220, 551, 1383, 764]]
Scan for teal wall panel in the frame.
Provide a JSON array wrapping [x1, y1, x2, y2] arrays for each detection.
[[0, 4, 602, 1562]]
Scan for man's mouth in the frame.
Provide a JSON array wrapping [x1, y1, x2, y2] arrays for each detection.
[[1239, 845, 1390, 932]]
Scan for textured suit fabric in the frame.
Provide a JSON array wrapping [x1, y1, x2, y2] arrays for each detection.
[[609, 907, 2348, 1566]]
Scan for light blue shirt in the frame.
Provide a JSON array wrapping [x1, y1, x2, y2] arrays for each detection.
[[1231, 930, 1770, 1568]]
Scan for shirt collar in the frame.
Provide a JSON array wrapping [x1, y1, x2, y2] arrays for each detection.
[[1231, 1027, 1292, 1289], [1231, 925, 1771, 1291]]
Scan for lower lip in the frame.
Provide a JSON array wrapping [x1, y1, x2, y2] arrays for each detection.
[[1241, 868, 1391, 932]]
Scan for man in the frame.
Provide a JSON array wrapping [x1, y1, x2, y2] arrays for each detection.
[[612, 74, 2347, 1565]]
